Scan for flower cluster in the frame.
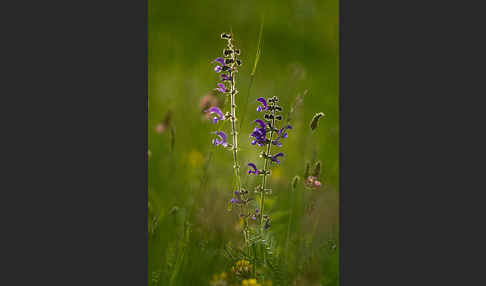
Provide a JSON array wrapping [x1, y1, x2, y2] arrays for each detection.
[[271, 124, 292, 147], [248, 96, 291, 172], [304, 175, 322, 189], [231, 260, 252, 277], [250, 119, 267, 146], [211, 33, 241, 96], [246, 96, 291, 232], [204, 33, 242, 149]]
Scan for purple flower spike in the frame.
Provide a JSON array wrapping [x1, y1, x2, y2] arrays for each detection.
[[213, 57, 225, 66], [212, 131, 228, 147], [206, 106, 225, 124], [248, 163, 259, 175], [270, 152, 284, 164], [216, 83, 227, 93], [256, 97, 268, 112], [255, 208, 260, 214], [214, 65, 222, 73], [251, 215, 257, 220]]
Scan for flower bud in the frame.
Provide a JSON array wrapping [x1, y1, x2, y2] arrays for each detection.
[[313, 161, 322, 178], [291, 175, 300, 191], [310, 112, 325, 131]]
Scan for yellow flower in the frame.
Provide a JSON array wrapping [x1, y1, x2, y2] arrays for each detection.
[[187, 149, 204, 168], [210, 272, 228, 286], [241, 278, 261, 286], [232, 260, 252, 277]]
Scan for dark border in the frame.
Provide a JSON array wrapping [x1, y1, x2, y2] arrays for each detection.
[[2, 0, 148, 284]]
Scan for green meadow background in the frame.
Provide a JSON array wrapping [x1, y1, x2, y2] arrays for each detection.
[[148, 0, 338, 285]]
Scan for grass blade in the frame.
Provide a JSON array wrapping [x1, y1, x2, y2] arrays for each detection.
[[239, 16, 264, 131]]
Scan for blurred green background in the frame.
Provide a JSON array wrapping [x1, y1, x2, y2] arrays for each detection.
[[148, 0, 338, 285]]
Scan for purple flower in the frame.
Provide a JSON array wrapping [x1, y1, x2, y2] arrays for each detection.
[[212, 57, 225, 73], [250, 119, 267, 146], [247, 163, 259, 175], [272, 124, 292, 147], [206, 106, 225, 124], [212, 131, 228, 147], [220, 73, 230, 81], [270, 152, 284, 164], [216, 83, 227, 93], [213, 57, 225, 66], [230, 190, 243, 204], [255, 119, 266, 129], [256, 97, 268, 112]]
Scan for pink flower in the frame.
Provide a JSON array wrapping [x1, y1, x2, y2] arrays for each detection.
[[304, 176, 322, 190], [155, 123, 165, 134]]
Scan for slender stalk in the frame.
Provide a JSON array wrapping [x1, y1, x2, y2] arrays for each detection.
[[225, 36, 241, 192], [258, 103, 276, 277], [229, 72, 240, 190], [226, 35, 250, 253], [259, 107, 276, 230]]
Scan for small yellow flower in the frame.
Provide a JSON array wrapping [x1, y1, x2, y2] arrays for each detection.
[[241, 278, 261, 286], [210, 271, 228, 286], [232, 260, 252, 277], [187, 149, 204, 168]]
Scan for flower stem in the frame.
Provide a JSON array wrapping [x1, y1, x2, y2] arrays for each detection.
[[227, 36, 249, 252], [227, 38, 241, 192], [259, 102, 276, 274], [259, 107, 276, 230]]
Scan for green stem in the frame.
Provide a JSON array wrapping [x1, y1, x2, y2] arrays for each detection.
[[258, 103, 276, 276], [227, 36, 250, 253]]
